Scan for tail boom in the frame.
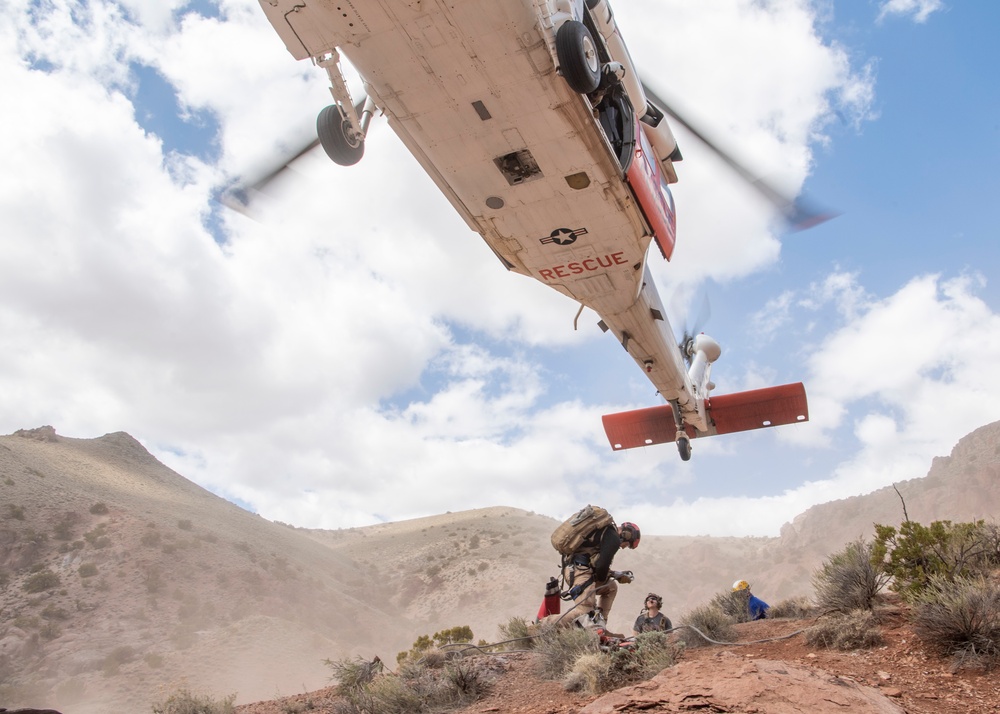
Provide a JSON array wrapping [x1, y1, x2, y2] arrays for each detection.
[[602, 382, 809, 451]]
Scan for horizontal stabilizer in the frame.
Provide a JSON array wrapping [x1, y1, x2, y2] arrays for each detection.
[[602, 382, 808, 451]]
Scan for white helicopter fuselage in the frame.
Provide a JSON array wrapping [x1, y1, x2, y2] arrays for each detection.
[[257, 0, 808, 457]]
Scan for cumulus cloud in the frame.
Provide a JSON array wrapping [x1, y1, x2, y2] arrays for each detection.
[[877, 0, 946, 24]]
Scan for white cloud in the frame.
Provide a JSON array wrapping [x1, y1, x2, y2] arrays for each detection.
[[877, 0, 945, 24]]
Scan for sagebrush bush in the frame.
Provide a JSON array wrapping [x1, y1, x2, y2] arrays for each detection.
[[151, 688, 236, 714], [23, 570, 60, 593], [711, 589, 752, 623], [496, 616, 533, 650], [913, 575, 1000, 669], [677, 604, 737, 647], [563, 630, 681, 695], [813, 538, 889, 613], [327, 655, 488, 713], [804, 610, 884, 650], [534, 626, 597, 679], [767, 596, 816, 619], [327, 656, 385, 693]]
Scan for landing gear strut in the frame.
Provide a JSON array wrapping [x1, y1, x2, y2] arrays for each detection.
[[316, 50, 370, 166], [669, 399, 692, 461]]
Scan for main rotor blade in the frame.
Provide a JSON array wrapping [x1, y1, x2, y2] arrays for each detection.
[[219, 135, 319, 214], [220, 94, 370, 214], [641, 82, 837, 231]]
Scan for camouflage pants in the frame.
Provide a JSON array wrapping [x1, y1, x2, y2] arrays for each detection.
[[563, 563, 618, 621]]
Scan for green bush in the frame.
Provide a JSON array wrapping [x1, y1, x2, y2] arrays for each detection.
[[397, 626, 474, 664], [873, 519, 999, 600], [89, 502, 109, 515], [804, 610, 884, 650], [812, 538, 889, 612], [913, 575, 1000, 668]]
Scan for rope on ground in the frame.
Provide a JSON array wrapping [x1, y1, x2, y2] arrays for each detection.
[[670, 624, 808, 646]]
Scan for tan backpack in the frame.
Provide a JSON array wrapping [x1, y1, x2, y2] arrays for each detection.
[[550, 505, 615, 556]]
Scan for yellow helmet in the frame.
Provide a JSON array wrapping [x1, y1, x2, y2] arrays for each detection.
[[732, 580, 750, 591]]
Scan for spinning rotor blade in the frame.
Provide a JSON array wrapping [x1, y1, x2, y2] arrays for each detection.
[[641, 82, 837, 231], [219, 135, 319, 214], [220, 94, 369, 214], [677, 292, 712, 366]]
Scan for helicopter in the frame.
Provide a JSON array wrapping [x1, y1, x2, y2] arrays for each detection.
[[247, 0, 821, 461]]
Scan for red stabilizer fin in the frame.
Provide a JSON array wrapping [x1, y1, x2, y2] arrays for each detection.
[[602, 382, 808, 451]]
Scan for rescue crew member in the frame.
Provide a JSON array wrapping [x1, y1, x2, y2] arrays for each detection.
[[633, 592, 672, 635], [733, 579, 770, 620], [564, 520, 640, 624]]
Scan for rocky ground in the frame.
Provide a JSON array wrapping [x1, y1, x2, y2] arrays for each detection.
[[234, 606, 1000, 714]]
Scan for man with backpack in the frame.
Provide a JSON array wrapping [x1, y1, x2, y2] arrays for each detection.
[[549, 505, 640, 626]]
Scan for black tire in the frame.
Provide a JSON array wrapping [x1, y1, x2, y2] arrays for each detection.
[[677, 436, 692, 461], [317, 104, 364, 166], [556, 20, 601, 94]]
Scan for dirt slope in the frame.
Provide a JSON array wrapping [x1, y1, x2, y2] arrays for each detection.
[[235, 608, 1000, 714]]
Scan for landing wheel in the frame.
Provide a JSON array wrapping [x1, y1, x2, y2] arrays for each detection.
[[317, 104, 365, 166], [556, 20, 601, 94], [677, 435, 692, 462]]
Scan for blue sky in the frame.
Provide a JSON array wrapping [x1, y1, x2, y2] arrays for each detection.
[[2, 0, 997, 537]]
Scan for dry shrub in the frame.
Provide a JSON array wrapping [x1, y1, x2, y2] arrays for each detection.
[[562, 631, 681, 695], [151, 688, 236, 714], [913, 575, 1000, 669], [23, 569, 60, 593], [534, 626, 597, 679], [712, 589, 752, 623], [327, 655, 490, 713], [768, 596, 816, 619], [564, 652, 610, 693], [804, 610, 884, 650], [496, 616, 534, 650], [813, 538, 890, 613], [677, 604, 737, 647]]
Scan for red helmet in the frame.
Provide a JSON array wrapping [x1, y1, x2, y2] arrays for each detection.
[[620, 522, 640, 549]]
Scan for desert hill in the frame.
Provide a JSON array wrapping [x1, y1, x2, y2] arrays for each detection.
[[0, 421, 997, 712]]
